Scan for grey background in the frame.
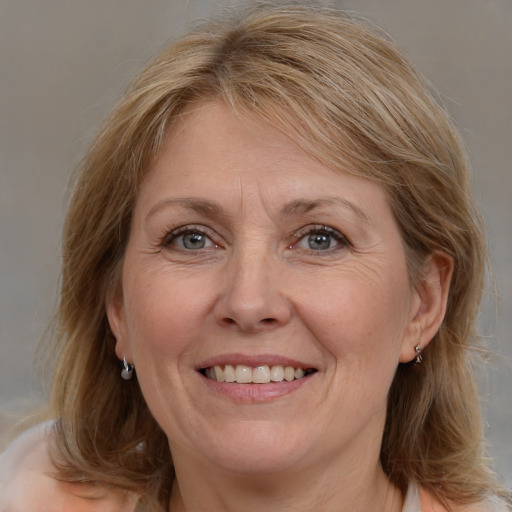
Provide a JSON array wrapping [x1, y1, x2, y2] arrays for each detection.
[[1, 0, 511, 484]]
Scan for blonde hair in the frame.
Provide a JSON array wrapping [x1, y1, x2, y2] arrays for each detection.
[[48, 2, 509, 509]]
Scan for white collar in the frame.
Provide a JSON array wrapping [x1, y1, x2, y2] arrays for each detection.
[[402, 483, 421, 512]]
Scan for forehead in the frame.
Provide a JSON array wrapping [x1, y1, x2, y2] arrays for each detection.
[[165, 101, 310, 168], [136, 100, 390, 220]]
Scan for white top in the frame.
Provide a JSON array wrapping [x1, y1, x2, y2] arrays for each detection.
[[402, 483, 421, 512]]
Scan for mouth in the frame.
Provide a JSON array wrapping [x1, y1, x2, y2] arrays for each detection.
[[199, 364, 318, 384]]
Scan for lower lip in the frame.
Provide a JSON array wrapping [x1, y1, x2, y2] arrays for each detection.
[[200, 373, 315, 403]]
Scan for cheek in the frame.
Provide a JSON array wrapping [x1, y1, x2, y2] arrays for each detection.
[[307, 279, 410, 413], [296, 266, 412, 408], [120, 275, 208, 431], [122, 273, 208, 366], [300, 275, 411, 356]]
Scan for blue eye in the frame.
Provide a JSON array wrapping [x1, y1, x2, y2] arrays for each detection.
[[295, 226, 347, 252], [306, 232, 335, 250], [162, 228, 216, 250], [180, 232, 212, 249]]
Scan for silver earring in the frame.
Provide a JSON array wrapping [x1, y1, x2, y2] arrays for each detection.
[[121, 356, 134, 380], [415, 342, 423, 364]]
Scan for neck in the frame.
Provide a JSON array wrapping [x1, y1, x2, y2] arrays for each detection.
[[168, 449, 403, 512]]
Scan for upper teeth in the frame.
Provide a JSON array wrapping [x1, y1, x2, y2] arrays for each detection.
[[204, 365, 311, 384]]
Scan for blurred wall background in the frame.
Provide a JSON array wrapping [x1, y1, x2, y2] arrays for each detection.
[[1, 0, 511, 484]]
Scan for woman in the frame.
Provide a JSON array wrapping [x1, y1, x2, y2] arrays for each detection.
[[0, 2, 509, 511]]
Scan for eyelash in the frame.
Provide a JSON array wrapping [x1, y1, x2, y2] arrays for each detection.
[[160, 225, 220, 251], [291, 225, 350, 253], [159, 224, 350, 253]]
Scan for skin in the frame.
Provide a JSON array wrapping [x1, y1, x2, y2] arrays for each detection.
[[105, 100, 453, 512], [0, 100, 455, 512]]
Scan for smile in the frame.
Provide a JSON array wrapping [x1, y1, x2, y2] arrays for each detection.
[[201, 364, 317, 384]]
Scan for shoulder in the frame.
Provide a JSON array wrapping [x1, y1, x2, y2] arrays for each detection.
[[419, 487, 510, 512], [0, 421, 139, 512], [0, 420, 53, 483]]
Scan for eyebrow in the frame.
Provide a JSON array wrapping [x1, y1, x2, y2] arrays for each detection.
[[145, 197, 225, 223], [145, 196, 371, 224], [280, 197, 371, 224]]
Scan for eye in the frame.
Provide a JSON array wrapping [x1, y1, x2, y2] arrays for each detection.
[[179, 232, 213, 250], [162, 226, 217, 251], [294, 226, 348, 252]]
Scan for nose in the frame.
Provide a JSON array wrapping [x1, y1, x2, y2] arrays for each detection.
[[214, 250, 292, 333]]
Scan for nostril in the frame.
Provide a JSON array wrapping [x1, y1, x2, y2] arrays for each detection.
[[221, 316, 277, 332]]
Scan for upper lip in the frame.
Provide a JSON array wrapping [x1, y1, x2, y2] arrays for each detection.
[[197, 353, 317, 370]]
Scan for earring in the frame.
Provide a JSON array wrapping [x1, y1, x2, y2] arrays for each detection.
[[121, 356, 134, 380], [415, 341, 423, 364]]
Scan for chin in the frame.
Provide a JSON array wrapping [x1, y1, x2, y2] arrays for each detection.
[[206, 446, 307, 476], [179, 420, 313, 475]]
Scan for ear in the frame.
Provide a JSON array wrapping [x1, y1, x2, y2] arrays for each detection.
[[400, 251, 454, 363], [106, 288, 133, 363]]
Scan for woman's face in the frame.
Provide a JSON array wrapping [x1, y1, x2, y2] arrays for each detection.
[[108, 101, 425, 477]]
